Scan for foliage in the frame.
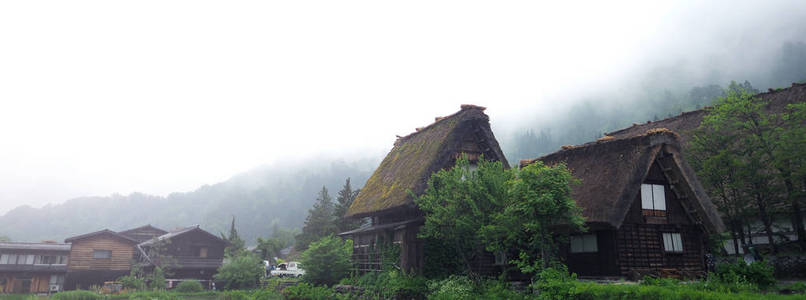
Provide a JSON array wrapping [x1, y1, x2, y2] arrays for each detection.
[[416, 157, 512, 275], [535, 280, 804, 300], [416, 158, 583, 277], [691, 81, 806, 254], [214, 252, 263, 290], [117, 265, 166, 291], [426, 275, 474, 299], [296, 187, 338, 251], [222, 216, 246, 257], [712, 259, 776, 290], [341, 270, 428, 299], [174, 280, 204, 293], [149, 267, 166, 290], [50, 290, 103, 300], [483, 161, 584, 274], [333, 178, 363, 233], [0, 235, 9, 242], [256, 237, 285, 263], [283, 283, 342, 300], [299, 235, 353, 286]]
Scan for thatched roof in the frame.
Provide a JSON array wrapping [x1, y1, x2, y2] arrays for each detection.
[[607, 82, 806, 143], [346, 104, 509, 218], [520, 129, 724, 233]]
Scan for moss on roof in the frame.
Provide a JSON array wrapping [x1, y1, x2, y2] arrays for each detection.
[[346, 105, 507, 218]]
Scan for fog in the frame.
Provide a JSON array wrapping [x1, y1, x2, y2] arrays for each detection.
[[1, 0, 805, 214]]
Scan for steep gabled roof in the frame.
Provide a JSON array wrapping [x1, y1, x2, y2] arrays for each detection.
[[64, 229, 140, 244], [521, 129, 724, 233], [607, 82, 806, 142], [346, 105, 509, 218]]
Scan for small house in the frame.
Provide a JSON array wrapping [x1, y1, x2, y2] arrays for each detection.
[[342, 104, 509, 273], [521, 129, 725, 278]]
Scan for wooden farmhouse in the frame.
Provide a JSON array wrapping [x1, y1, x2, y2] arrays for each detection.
[[0, 242, 70, 293], [63, 229, 142, 290], [342, 104, 509, 273], [606, 82, 806, 255], [136, 225, 227, 289], [521, 129, 725, 278]]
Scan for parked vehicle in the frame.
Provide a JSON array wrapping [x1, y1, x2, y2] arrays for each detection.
[[270, 261, 305, 277]]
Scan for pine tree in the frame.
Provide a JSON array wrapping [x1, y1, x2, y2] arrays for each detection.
[[222, 216, 245, 257], [334, 178, 362, 233], [296, 186, 337, 250]]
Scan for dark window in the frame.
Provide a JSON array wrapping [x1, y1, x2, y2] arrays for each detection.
[[570, 234, 598, 253]]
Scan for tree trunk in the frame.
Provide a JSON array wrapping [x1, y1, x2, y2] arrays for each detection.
[[756, 193, 778, 254], [730, 220, 741, 255], [785, 177, 806, 250]]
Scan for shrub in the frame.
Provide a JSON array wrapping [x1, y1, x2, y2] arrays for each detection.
[[283, 282, 340, 300], [214, 252, 264, 290], [427, 275, 474, 300], [300, 235, 353, 286], [344, 270, 428, 299], [174, 280, 204, 293], [51, 290, 103, 300], [714, 259, 776, 289]]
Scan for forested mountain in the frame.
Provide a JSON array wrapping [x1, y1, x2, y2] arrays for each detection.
[[0, 159, 375, 245]]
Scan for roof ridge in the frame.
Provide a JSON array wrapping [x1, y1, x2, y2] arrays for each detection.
[[395, 104, 486, 145], [521, 128, 680, 167]]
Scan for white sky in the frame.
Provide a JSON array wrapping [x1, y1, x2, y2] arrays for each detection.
[[1, 0, 804, 213]]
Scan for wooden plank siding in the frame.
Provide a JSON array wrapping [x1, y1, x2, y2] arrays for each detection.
[[67, 235, 135, 271]]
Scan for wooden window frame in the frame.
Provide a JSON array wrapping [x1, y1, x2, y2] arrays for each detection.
[[662, 232, 683, 253]]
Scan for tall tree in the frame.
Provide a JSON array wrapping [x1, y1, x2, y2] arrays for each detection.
[[334, 178, 362, 233], [690, 82, 804, 254], [296, 187, 337, 250], [222, 216, 245, 256]]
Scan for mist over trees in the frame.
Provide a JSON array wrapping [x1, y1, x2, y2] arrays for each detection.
[[503, 41, 806, 164], [0, 159, 374, 244]]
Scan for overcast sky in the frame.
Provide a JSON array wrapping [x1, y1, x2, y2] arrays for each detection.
[[1, 0, 805, 213]]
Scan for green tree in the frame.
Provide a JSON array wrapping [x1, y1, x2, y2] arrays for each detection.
[[415, 158, 512, 275], [256, 236, 285, 263], [296, 187, 337, 250], [299, 235, 353, 286], [690, 82, 804, 253], [483, 161, 585, 274], [222, 216, 245, 257], [0, 235, 9, 242], [214, 252, 263, 290], [416, 157, 584, 277], [334, 178, 362, 233]]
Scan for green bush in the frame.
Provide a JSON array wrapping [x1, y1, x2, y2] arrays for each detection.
[[174, 280, 204, 293], [214, 252, 264, 290], [51, 290, 103, 300], [300, 235, 353, 286], [714, 259, 776, 289], [427, 275, 474, 300], [283, 282, 341, 300], [343, 270, 428, 299]]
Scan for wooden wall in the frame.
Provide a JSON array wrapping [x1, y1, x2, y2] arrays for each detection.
[[0, 273, 53, 293], [67, 234, 135, 271], [614, 161, 705, 276]]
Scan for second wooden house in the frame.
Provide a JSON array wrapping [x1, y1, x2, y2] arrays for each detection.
[[521, 129, 725, 278]]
